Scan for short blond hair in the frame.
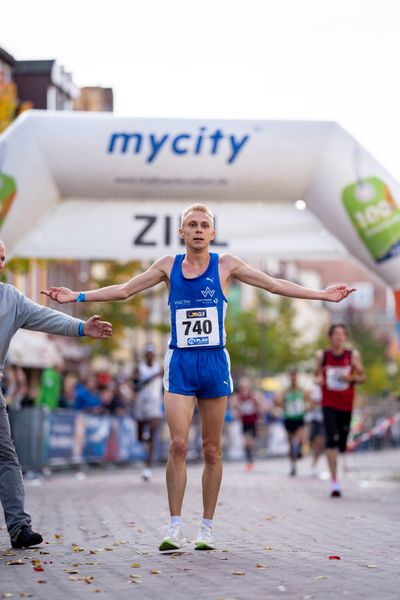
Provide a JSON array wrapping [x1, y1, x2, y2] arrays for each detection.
[[180, 204, 214, 227]]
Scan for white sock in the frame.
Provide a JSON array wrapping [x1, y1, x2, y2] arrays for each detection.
[[201, 518, 213, 528], [170, 516, 182, 526]]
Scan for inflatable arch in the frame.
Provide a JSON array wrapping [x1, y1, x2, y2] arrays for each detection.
[[1, 111, 400, 335]]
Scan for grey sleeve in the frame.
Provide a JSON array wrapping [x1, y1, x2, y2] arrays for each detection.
[[15, 291, 82, 337]]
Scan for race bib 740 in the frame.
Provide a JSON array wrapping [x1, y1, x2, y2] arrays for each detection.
[[176, 306, 220, 348]]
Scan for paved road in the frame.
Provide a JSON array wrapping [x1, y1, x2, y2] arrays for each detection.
[[1, 454, 399, 600]]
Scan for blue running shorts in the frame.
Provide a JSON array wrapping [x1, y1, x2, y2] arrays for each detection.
[[164, 347, 233, 398]]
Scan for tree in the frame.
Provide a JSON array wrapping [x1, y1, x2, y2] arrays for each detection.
[[80, 260, 167, 356], [226, 291, 316, 376], [344, 316, 400, 398]]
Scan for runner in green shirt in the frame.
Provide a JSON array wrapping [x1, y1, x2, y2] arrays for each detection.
[[277, 369, 309, 476]]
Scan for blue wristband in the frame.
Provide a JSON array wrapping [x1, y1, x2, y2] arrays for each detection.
[[79, 322, 85, 337], [76, 292, 86, 303]]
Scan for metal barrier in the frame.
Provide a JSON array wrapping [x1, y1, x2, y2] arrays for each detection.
[[8, 407, 47, 472], [8, 404, 400, 474], [346, 405, 400, 473]]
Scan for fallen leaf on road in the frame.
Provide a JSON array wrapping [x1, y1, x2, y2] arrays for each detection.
[[19, 594, 33, 598], [264, 547, 273, 550], [0, 594, 13, 598], [90, 589, 101, 593], [113, 540, 128, 545], [256, 563, 267, 568], [72, 545, 85, 552], [33, 566, 44, 572], [328, 556, 341, 560], [366, 564, 377, 569], [150, 570, 161, 574], [131, 563, 140, 568], [54, 534, 64, 539], [89, 550, 97, 555], [37, 580, 47, 584], [3, 551, 16, 556], [31, 560, 42, 568], [277, 585, 286, 592], [6, 559, 25, 565], [39, 551, 50, 555], [315, 576, 327, 580], [65, 569, 79, 574], [264, 516, 277, 521], [183, 568, 193, 571], [232, 571, 245, 576], [103, 547, 114, 552]]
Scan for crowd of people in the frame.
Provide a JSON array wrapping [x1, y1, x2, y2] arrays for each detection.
[[1, 346, 331, 479]]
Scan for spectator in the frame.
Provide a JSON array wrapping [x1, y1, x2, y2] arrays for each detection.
[[36, 361, 64, 411], [74, 374, 101, 413]]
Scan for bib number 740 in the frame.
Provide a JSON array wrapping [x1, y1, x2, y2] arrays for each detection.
[[176, 306, 220, 347], [182, 319, 212, 336]]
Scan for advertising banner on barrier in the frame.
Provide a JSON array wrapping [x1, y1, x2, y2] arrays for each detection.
[[47, 411, 146, 465]]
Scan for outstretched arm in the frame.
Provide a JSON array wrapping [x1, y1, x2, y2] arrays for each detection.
[[226, 255, 355, 302], [41, 256, 172, 304], [15, 291, 112, 339]]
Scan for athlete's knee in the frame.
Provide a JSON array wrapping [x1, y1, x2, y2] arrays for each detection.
[[169, 436, 188, 461], [203, 441, 222, 465]]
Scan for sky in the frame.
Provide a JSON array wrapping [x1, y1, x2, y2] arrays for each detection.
[[2, 0, 400, 179]]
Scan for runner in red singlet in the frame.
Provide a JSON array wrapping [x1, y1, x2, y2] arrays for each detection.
[[314, 323, 365, 497]]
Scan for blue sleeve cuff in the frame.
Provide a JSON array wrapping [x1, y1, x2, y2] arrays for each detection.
[[79, 321, 85, 337]]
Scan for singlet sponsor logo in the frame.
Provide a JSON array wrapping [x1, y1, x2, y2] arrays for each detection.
[[187, 336, 209, 346], [186, 310, 207, 318], [174, 299, 191, 305], [201, 287, 215, 298]]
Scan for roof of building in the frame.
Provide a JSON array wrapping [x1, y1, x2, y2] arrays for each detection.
[[0, 47, 16, 65], [12, 60, 56, 75]]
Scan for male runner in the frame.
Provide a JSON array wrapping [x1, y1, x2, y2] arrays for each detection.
[[314, 323, 365, 497], [230, 376, 264, 471], [42, 204, 355, 550], [277, 369, 309, 476], [133, 343, 163, 481], [0, 240, 112, 549], [306, 382, 325, 478]]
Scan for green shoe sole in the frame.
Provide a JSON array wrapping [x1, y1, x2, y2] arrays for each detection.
[[159, 538, 180, 552], [195, 541, 215, 551]]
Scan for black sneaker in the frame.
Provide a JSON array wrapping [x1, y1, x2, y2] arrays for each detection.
[[11, 526, 43, 549], [330, 489, 342, 498]]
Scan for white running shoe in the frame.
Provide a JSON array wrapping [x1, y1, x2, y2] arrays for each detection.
[[142, 468, 152, 481], [158, 524, 186, 551], [195, 525, 216, 551], [310, 466, 319, 479]]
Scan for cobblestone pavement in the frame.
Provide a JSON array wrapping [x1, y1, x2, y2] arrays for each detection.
[[1, 454, 399, 600]]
